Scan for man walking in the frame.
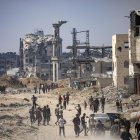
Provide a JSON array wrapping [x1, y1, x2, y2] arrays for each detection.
[[81, 113, 88, 136], [46, 105, 51, 125], [29, 106, 35, 125], [58, 115, 66, 137], [73, 114, 80, 137], [31, 95, 37, 108], [42, 106, 47, 125], [55, 104, 60, 125]]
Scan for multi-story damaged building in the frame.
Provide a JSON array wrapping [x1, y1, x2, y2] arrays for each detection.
[[112, 34, 129, 88], [129, 10, 140, 94], [0, 52, 19, 76], [19, 30, 62, 80]]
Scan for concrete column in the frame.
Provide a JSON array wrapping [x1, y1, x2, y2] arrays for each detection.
[[53, 61, 55, 82], [53, 43, 55, 57], [56, 62, 59, 81]]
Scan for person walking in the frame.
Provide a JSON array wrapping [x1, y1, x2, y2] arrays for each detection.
[[58, 95, 62, 106], [46, 105, 51, 125], [29, 106, 35, 125], [84, 101, 87, 110], [59, 106, 63, 118], [55, 104, 60, 125], [81, 113, 88, 136], [42, 106, 47, 125], [31, 95, 37, 108], [100, 95, 105, 113], [58, 115, 66, 137], [75, 104, 81, 116], [120, 127, 133, 140], [35, 107, 42, 126], [73, 114, 80, 137], [66, 92, 70, 105], [63, 95, 67, 110]]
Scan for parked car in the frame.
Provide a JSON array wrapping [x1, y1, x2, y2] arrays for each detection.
[[90, 113, 111, 129], [107, 113, 122, 125]]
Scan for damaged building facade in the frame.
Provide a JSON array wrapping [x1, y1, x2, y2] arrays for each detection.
[[129, 10, 140, 94], [19, 30, 62, 80], [112, 34, 129, 88]]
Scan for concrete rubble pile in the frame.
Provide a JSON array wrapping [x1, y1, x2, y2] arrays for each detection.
[[0, 75, 23, 88]]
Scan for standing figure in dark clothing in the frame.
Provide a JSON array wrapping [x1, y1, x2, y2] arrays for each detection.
[[31, 95, 37, 108], [75, 104, 81, 116], [35, 107, 42, 126], [66, 92, 70, 105], [29, 106, 35, 124], [63, 95, 67, 110], [94, 98, 99, 111], [89, 96, 93, 110], [42, 84, 45, 93], [42, 106, 47, 125], [116, 99, 120, 112], [46, 105, 51, 125], [34, 86, 37, 94], [45, 83, 48, 93], [124, 118, 131, 132], [81, 113, 88, 136], [73, 114, 80, 137], [120, 128, 133, 140], [58, 95, 62, 106], [100, 96, 105, 113]]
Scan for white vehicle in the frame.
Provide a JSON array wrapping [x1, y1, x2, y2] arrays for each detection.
[[91, 113, 111, 129]]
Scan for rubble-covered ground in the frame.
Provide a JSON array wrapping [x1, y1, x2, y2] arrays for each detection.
[[0, 77, 140, 140]]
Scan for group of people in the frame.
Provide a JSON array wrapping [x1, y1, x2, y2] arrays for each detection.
[[86, 95, 105, 113], [29, 93, 140, 140], [34, 83, 59, 94], [30, 95, 51, 126], [58, 92, 69, 110]]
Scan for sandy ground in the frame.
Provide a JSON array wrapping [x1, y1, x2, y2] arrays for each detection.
[[0, 89, 137, 140]]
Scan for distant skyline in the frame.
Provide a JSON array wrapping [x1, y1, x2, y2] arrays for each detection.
[[0, 0, 140, 53]]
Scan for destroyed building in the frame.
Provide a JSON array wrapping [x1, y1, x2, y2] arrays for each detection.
[[19, 30, 62, 80], [129, 10, 140, 94], [112, 34, 129, 88], [0, 52, 19, 76]]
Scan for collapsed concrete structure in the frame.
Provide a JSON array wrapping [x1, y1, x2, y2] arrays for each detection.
[[19, 30, 61, 80]]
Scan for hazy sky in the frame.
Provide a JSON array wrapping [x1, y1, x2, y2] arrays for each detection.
[[0, 0, 140, 53]]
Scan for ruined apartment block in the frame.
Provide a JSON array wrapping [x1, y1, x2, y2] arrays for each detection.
[[129, 10, 140, 94], [112, 34, 129, 88], [20, 30, 62, 80]]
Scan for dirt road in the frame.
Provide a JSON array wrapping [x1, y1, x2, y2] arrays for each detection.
[[0, 92, 135, 140]]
